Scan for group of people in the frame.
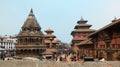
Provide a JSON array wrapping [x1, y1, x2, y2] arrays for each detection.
[[53, 53, 81, 62]]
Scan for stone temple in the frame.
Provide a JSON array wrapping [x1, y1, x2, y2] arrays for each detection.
[[16, 9, 46, 57]]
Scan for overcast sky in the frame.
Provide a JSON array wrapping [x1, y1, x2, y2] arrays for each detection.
[[0, 0, 120, 43]]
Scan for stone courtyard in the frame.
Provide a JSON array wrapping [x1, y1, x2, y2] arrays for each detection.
[[0, 60, 119, 67]]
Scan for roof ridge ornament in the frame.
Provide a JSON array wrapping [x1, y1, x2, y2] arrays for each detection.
[[112, 16, 117, 22]]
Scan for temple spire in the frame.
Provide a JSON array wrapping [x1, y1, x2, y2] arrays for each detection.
[[29, 8, 34, 16], [30, 8, 33, 13]]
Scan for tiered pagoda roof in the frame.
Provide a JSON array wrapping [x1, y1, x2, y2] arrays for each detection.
[[44, 28, 58, 44], [89, 17, 120, 37], [44, 28, 56, 38], [71, 17, 95, 35], [71, 17, 95, 47]]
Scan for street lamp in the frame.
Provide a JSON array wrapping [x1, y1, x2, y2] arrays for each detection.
[[49, 37, 54, 48]]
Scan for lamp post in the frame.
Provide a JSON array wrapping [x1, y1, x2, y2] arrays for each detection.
[[49, 37, 54, 48]]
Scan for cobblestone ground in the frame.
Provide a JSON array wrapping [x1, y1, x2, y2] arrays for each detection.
[[0, 60, 120, 67]]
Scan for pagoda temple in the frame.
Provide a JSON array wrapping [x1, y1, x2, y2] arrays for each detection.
[[43, 28, 60, 59], [71, 17, 95, 57], [71, 17, 95, 46], [44, 28, 59, 48], [16, 9, 45, 57]]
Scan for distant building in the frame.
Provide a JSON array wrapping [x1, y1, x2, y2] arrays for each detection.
[[0, 36, 16, 51], [89, 18, 120, 61], [71, 17, 95, 57]]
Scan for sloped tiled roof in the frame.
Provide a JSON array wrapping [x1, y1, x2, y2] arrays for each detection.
[[76, 38, 92, 46], [89, 18, 120, 37], [75, 24, 92, 27], [72, 29, 95, 33]]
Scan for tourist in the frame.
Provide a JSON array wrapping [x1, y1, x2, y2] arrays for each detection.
[[66, 53, 72, 62], [60, 53, 66, 61], [56, 56, 60, 62]]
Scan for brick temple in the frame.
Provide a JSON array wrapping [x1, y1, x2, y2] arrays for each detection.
[[71, 17, 95, 57]]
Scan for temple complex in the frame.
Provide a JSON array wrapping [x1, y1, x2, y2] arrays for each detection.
[[71, 17, 95, 57], [16, 9, 45, 57], [89, 18, 120, 61]]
